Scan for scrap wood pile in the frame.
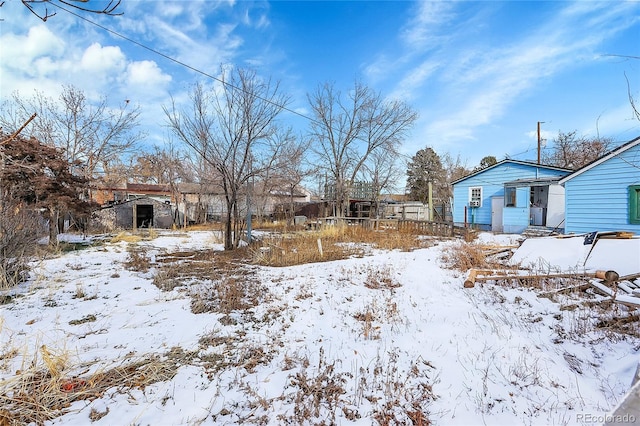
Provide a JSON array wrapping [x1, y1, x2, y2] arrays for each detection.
[[463, 231, 640, 308], [465, 268, 640, 307]]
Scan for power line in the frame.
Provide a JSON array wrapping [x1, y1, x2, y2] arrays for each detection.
[[49, 2, 323, 127]]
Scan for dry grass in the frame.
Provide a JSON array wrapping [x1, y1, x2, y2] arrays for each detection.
[[189, 275, 268, 315], [152, 248, 268, 315], [110, 229, 158, 244], [364, 266, 402, 290], [254, 219, 306, 232], [0, 345, 183, 425], [252, 225, 427, 267], [440, 240, 492, 271], [353, 297, 402, 340], [184, 222, 224, 232], [276, 347, 348, 424], [123, 247, 151, 272]]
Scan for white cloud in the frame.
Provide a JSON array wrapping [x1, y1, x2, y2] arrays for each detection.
[[0, 25, 65, 73], [400, 1, 455, 48], [80, 43, 126, 73], [393, 1, 640, 152], [126, 60, 172, 87], [387, 60, 440, 102]]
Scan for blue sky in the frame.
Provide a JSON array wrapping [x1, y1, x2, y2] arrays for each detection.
[[1, 0, 639, 169]]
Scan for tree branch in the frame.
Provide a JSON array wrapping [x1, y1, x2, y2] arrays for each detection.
[[21, 0, 122, 22]]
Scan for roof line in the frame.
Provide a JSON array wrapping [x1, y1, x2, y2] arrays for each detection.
[[452, 159, 572, 185], [558, 136, 640, 184]]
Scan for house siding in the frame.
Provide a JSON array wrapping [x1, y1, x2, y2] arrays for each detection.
[[564, 143, 640, 234], [453, 162, 568, 230], [502, 188, 530, 233]]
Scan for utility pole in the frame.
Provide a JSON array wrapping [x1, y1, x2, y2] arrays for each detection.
[[537, 121, 545, 164]]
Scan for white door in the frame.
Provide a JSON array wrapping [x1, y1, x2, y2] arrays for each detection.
[[491, 196, 504, 233]]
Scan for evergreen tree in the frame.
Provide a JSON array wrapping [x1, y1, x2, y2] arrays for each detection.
[[474, 155, 498, 172], [406, 147, 446, 204]]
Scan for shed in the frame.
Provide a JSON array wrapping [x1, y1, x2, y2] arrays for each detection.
[[559, 136, 640, 235], [452, 160, 571, 233], [92, 196, 174, 231]]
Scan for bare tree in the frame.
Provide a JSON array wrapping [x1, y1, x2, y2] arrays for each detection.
[[164, 68, 292, 250], [542, 131, 614, 169], [441, 152, 470, 199], [1, 86, 143, 189], [267, 132, 314, 226], [626, 72, 640, 121], [359, 144, 402, 218], [131, 144, 191, 186], [18, 0, 122, 22], [308, 81, 417, 218]]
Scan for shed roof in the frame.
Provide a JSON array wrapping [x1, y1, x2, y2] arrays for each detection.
[[451, 159, 571, 185], [503, 176, 564, 187]]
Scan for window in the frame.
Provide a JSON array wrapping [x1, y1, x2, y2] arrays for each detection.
[[630, 185, 640, 225], [469, 186, 482, 207], [505, 186, 516, 207]]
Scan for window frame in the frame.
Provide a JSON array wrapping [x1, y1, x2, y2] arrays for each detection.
[[630, 185, 640, 225], [504, 186, 516, 207], [469, 186, 483, 207]]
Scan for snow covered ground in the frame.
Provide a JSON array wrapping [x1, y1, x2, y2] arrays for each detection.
[[1, 230, 638, 425]]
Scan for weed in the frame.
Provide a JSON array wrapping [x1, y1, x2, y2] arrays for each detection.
[[364, 265, 402, 290], [353, 307, 381, 340], [123, 247, 151, 272], [440, 240, 490, 271], [366, 353, 437, 425], [68, 315, 97, 326], [73, 284, 86, 299], [152, 268, 181, 291], [279, 348, 348, 424], [89, 406, 109, 422], [252, 225, 426, 267]]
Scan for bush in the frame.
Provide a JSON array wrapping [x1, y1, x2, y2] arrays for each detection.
[[0, 200, 43, 289], [440, 240, 489, 271]]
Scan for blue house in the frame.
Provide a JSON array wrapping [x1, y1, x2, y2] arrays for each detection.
[[452, 160, 571, 233], [559, 136, 640, 235]]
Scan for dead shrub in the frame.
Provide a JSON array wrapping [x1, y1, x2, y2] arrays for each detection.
[[278, 348, 348, 424], [123, 247, 151, 272], [440, 241, 489, 271], [364, 266, 402, 290], [0, 200, 42, 289], [189, 275, 267, 315], [368, 355, 436, 426]]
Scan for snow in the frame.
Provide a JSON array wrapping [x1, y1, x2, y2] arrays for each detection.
[[585, 239, 640, 277], [510, 236, 591, 272], [1, 230, 639, 425], [511, 235, 640, 277]]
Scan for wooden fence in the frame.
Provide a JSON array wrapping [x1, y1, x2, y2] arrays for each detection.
[[367, 219, 469, 238], [310, 217, 471, 238]]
